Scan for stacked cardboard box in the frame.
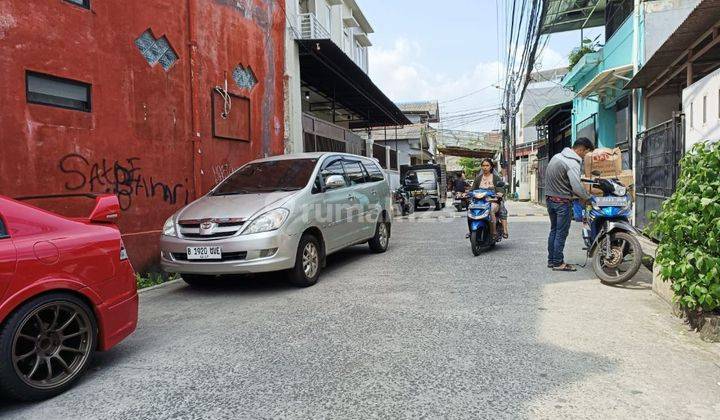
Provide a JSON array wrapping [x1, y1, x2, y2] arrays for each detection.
[[582, 147, 634, 198]]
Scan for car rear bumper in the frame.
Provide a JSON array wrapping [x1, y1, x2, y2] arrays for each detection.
[[159, 230, 299, 275], [96, 290, 138, 351]]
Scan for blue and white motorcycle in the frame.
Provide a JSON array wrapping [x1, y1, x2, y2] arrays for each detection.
[[467, 188, 503, 256], [578, 175, 643, 284]]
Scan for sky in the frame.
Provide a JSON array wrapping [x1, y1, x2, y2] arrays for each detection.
[[360, 0, 601, 132]]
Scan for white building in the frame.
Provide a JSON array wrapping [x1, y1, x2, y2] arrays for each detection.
[[284, 0, 409, 156]]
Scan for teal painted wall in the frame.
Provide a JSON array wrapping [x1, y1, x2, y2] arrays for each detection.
[[567, 16, 635, 148]]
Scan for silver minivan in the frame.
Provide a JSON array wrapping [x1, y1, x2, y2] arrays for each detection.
[[160, 153, 393, 287]]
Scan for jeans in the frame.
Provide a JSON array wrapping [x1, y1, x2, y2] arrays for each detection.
[[547, 198, 572, 267]]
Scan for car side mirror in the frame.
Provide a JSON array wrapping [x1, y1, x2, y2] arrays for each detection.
[[324, 175, 346, 190]]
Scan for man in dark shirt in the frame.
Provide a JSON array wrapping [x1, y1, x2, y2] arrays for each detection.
[[453, 173, 467, 193]]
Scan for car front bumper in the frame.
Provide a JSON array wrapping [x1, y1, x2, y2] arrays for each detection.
[[160, 229, 300, 275]]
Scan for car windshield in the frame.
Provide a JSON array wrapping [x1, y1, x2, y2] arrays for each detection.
[[212, 159, 318, 195], [408, 170, 436, 187]]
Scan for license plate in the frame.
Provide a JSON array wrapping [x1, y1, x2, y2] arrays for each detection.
[[186, 246, 222, 260], [595, 196, 629, 207]]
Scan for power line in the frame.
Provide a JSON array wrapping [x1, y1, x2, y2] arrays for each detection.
[[438, 85, 496, 104]]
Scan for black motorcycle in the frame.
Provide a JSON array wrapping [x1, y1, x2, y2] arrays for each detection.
[[453, 191, 469, 211], [393, 186, 415, 216]]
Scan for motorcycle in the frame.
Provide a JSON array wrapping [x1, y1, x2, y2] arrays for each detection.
[[578, 174, 643, 284], [453, 191, 469, 212], [467, 188, 504, 256], [393, 185, 414, 216]]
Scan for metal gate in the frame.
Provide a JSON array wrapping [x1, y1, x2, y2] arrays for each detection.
[[635, 114, 685, 230], [536, 143, 548, 203]]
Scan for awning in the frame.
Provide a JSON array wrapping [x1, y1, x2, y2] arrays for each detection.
[[436, 146, 497, 159], [625, 0, 720, 96], [562, 51, 601, 88], [577, 64, 633, 98], [540, 0, 606, 34], [297, 39, 410, 128], [525, 100, 572, 127]]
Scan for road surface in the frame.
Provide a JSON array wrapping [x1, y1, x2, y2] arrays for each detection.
[[2, 202, 719, 418]]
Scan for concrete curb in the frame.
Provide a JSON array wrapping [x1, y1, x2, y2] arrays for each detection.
[[138, 278, 182, 294]]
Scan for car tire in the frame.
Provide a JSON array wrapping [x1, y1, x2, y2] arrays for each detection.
[[368, 219, 390, 253], [288, 234, 322, 287], [0, 292, 97, 401], [181, 274, 220, 289]]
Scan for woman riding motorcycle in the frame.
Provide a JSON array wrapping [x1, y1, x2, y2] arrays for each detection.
[[471, 159, 509, 239]]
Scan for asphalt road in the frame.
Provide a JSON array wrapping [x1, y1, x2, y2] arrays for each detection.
[[2, 206, 720, 418]]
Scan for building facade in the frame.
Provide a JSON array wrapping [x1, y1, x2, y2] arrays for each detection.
[[0, 0, 286, 271], [283, 0, 408, 157], [529, 0, 704, 225]]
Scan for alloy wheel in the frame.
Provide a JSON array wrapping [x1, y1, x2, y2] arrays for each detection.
[[302, 242, 319, 278], [378, 223, 389, 249], [12, 301, 93, 390]]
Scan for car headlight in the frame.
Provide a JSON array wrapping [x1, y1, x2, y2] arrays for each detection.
[[242, 208, 289, 235], [162, 217, 177, 237]]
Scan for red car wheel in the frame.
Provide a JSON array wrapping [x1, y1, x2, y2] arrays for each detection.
[[0, 292, 97, 401]]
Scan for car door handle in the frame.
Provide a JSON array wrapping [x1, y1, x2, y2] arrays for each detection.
[[347, 194, 355, 201]]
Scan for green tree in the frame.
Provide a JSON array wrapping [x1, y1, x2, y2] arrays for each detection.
[[458, 158, 482, 178]]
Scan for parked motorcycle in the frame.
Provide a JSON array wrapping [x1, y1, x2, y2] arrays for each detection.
[[467, 188, 503, 256], [393, 185, 415, 216], [453, 191, 469, 212], [578, 174, 643, 284]]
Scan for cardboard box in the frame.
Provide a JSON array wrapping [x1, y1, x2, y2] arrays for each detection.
[[584, 147, 623, 177]]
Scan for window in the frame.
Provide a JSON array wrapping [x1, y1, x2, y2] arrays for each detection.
[[691, 102, 694, 128], [212, 159, 318, 195], [363, 161, 385, 182], [343, 160, 367, 185], [0, 217, 8, 239], [320, 159, 348, 188], [26, 71, 91, 112], [65, 0, 90, 9], [576, 115, 596, 146]]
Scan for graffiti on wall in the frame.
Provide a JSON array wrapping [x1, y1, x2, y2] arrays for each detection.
[[211, 163, 239, 185], [59, 154, 189, 211]]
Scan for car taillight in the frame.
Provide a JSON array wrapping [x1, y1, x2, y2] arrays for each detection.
[[120, 239, 128, 261]]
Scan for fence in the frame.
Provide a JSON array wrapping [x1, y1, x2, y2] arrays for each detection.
[[536, 143, 548, 203], [389, 148, 398, 170], [635, 114, 685, 230], [373, 143, 387, 168], [302, 113, 365, 156]]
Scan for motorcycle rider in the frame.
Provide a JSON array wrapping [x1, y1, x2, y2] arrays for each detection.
[[472, 159, 508, 239], [453, 172, 467, 194]]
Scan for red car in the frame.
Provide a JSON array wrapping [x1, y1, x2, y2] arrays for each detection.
[[0, 194, 138, 401]]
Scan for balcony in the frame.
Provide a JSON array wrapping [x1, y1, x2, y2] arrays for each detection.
[[296, 13, 330, 40]]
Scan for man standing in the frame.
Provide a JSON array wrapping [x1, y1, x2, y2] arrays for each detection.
[[544, 137, 595, 271]]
